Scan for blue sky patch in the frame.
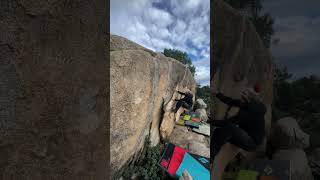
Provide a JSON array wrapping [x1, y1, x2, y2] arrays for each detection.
[[111, 0, 210, 86]]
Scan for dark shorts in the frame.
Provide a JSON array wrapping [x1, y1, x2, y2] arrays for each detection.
[[211, 122, 257, 154], [176, 100, 191, 110]]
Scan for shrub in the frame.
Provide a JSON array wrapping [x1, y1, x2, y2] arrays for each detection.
[[123, 138, 175, 180]]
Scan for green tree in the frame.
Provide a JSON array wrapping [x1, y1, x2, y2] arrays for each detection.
[[163, 48, 196, 76], [224, 0, 262, 15], [273, 63, 320, 121], [271, 64, 320, 147], [196, 84, 211, 107], [273, 63, 292, 85], [250, 13, 275, 48], [272, 63, 293, 120], [273, 64, 293, 105]]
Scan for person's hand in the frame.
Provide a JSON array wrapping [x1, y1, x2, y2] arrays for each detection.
[[212, 89, 218, 96]]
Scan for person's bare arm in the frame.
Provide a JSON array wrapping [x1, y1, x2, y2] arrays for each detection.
[[216, 93, 245, 108], [177, 90, 186, 96]]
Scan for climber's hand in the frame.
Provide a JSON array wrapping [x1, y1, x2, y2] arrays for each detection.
[[212, 89, 217, 96], [213, 89, 223, 97]]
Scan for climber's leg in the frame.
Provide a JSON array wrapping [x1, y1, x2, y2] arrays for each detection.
[[181, 101, 191, 110], [211, 122, 257, 162], [229, 126, 257, 152], [173, 100, 183, 113], [211, 123, 233, 162]]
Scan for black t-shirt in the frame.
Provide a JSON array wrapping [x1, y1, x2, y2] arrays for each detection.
[[216, 93, 267, 145], [178, 91, 193, 106]]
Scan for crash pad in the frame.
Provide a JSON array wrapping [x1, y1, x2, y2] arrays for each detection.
[[183, 115, 191, 121], [167, 146, 189, 174], [187, 111, 197, 117], [191, 117, 201, 122], [185, 120, 200, 128], [259, 176, 279, 180], [159, 143, 210, 180], [176, 119, 185, 126], [235, 170, 259, 180], [246, 159, 290, 180], [159, 143, 189, 175], [192, 124, 210, 136], [176, 153, 210, 180]]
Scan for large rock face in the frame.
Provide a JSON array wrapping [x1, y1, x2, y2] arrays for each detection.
[[110, 35, 196, 178], [273, 149, 314, 180], [270, 117, 310, 149], [212, 0, 273, 134], [195, 99, 209, 122], [211, 0, 273, 179], [168, 125, 210, 158], [0, 1, 108, 180]]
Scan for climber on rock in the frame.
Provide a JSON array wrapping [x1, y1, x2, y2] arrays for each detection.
[[172, 89, 193, 113], [210, 84, 266, 162]]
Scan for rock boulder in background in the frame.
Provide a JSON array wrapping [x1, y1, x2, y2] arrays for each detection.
[[195, 99, 208, 109], [168, 125, 210, 158], [195, 109, 209, 122], [194, 99, 209, 122], [270, 117, 310, 149], [273, 149, 314, 180]]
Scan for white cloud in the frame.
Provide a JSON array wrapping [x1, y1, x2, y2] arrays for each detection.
[[200, 49, 210, 58], [175, 20, 187, 32], [144, 7, 173, 28], [151, 38, 174, 51], [111, 0, 210, 86], [195, 66, 210, 86], [149, 25, 171, 39], [272, 16, 320, 59], [194, 59, 210, 67]]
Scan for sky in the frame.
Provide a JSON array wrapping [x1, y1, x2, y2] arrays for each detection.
[[263, 0, 320, 79], [110, 0, 210, 86]]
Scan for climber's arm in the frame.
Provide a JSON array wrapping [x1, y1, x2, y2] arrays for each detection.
[[216, 93, 245, 108], [177, 91, 187, 96]]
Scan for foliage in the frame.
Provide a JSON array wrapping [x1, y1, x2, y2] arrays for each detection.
[[274, 66, 320, 117], [250, 13, 275, 48], [224, 0, 262, 15], [272, 63, 320, 143], [123, 138, 174, 180], [224, 0, 275, 48], [196, 84, 211, 108], [273, 63, 292, 84], [163, 48, 196, 76], [272, 63, 294, 115], [272, 63, 320, 148]]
